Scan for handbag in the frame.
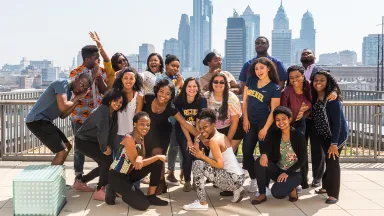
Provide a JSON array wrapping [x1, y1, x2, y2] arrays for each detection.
[[312, 100, 332, 139]]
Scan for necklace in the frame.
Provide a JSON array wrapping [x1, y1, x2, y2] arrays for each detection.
[[154, 98, 166, 113]]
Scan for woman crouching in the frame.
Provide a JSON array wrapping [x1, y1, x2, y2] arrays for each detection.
[[252, 106, 307, 205], [183, 108, 245, 211], [106, 111, 168, 211]]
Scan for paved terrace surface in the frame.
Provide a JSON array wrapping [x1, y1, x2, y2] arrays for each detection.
[[1, 162, 384, 216]]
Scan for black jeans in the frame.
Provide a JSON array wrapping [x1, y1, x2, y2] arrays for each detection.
[[306, 119, 325, 182], [254, 158, 301, 198], [75, 137, 113, 188], [319, 139, 342, 199], [108, 160, 163, 211], [242, 123, 265, 179]]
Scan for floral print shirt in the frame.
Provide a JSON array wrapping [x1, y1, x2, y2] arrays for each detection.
[[277, 139, 298, 170]]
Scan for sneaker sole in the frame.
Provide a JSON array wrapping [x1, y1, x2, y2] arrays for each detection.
[[232, 189, 245, 203], [183, 207, 209, 211], [166, 179, 180, 186]]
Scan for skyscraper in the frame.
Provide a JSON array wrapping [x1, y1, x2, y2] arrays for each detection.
[[163, 38, 183, 71], [178, 14, 191, 71], [139, 43, 155, 72], [126, 54, 139, 69], [362, 34, 383, 66], [300, 10, 316, 54], [241, 6, 260, 60], [339, 50, 357, 66], [190, 0, 213, 74], [272, 1, 292, 66], [77, 51, 82, 66], [225, 10, 246, 79]]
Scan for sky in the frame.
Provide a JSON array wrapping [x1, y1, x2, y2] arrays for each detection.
[[0, 0, 383, 69]]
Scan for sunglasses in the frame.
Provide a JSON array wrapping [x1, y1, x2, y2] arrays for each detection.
[[117, 59, 127, 64], [213, 80, 225, 85]]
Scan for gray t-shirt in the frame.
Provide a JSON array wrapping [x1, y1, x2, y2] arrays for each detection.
[[26, 79, 72, 123]]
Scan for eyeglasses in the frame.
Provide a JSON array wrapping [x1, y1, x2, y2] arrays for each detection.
[[213, 80, 225, 85], [255, 41, 267, 46], [117, 59, 126, 64]]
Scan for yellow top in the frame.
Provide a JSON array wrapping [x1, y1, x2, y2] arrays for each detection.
[[103, 61, 115, 89]]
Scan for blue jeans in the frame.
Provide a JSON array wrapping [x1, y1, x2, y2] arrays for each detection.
[[167, 126, 183, 172], [242, 123, 265, 180], [72, 122, 84, 177]]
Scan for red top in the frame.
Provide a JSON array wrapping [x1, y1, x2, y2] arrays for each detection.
[[280, 83, 312, 124]]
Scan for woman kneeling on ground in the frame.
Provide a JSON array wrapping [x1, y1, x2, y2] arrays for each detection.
[[252, 106, 307, 205], [106, 111, 168, 211], [183, 108, 245, 211]]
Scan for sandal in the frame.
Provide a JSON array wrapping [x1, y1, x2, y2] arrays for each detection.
[[315, 189, 327, 194]]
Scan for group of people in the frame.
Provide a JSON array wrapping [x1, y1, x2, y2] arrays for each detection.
[[25, 32, 348, 211]]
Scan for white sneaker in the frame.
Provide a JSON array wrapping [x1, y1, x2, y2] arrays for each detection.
[[296, 185, 302, 194], [255, 187, 271, 197], [183, 200, 209, 211], [248, 179, 258, 193], [231, 187, 245, 203]]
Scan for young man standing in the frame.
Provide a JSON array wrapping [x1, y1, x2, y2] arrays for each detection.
[[239, 36, 288, 92], [70, 44, 109, 191], [26, 73, 92, 165]]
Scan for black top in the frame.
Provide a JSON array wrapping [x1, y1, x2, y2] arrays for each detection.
[[174, 96, 207, 130], [76, 105, 117, 152], [262, 128, 307, 175], [143, 93, 178, 142]]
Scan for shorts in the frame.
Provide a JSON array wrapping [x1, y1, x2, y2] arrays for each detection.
[[217, 117, 245, 140], [26, 120, 69, 153]]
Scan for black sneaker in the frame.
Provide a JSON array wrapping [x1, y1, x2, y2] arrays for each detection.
[[220, 191, 234, 196], [105, 184, 116, 205], [147, 194, 168, 206]]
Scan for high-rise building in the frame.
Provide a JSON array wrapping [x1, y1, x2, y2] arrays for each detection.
[[225, 10, 246, 79], [272, 1, 292, 66], [190, 0, 213, 74], [178, 14, 191, 71], [30, 60, 53, 70], [139, 43, 155, 72], [241, 6, 260, 60], [71, 57, 76, 70], [163, 38, 183, 71], [318, 52, 340, 65], [77, 51, 83, 66], [362, 34, 383, 66], [291, 38, 302, 65], [126, 54, 139, 69], [339, 50, 357, 66], [300, 10, 316, 54]]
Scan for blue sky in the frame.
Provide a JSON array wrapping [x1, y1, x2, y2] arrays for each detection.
[[0, 0, 383, 68]]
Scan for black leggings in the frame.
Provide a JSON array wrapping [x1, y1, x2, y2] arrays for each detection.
[[242, 123, 265, 179], [75, 137, 113, 188], [254, 158, 301, 198], [108, 160, 163, 211]]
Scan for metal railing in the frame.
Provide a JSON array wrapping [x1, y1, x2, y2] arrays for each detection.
[[341, 90, 384, 101], [0, 100, 384, 162], [0, 100, 73, 160], [0, 90, 44, 100]]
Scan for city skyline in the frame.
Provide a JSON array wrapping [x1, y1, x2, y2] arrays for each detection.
[[0, 0, 383, 68]]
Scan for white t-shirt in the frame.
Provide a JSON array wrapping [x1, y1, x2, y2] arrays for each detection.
[[117, 91, 143, 135]]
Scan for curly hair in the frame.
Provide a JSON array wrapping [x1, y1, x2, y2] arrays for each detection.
[[175, 77, 202, 105], [208, 73, 229, 121], [101, 88, 128, 112], [199, 108, 217, 124], [153, 78, 176, 102], [273, 106, 293, 119], [111, 53, 130, 72], [286, 65, 311, 102], [112, 67, 143, 92], [146, 53, 164, 73], [310, 70, 342, 102], [248, 57, 280, 85]]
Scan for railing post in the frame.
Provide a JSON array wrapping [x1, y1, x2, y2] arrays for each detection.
[[374, 106, 378, 159], [0, 105, 5, 158]]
